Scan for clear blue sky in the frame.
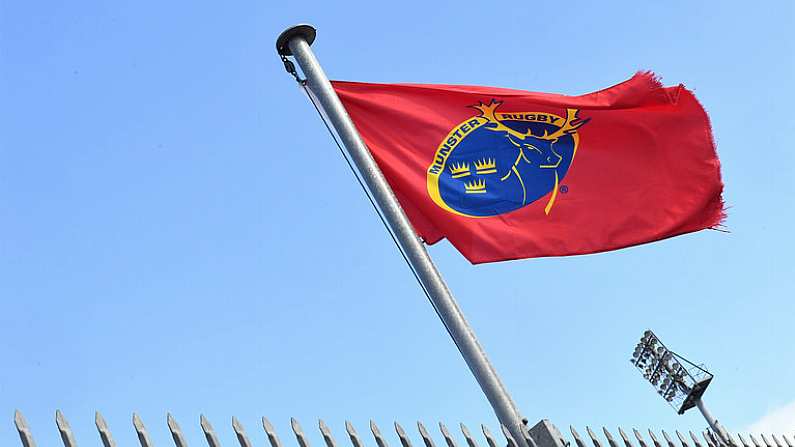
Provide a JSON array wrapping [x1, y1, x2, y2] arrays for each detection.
[[1, 0, 794, 446]]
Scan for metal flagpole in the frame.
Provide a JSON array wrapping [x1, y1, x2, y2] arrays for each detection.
[[696, 399, 733, 446], [276, 24, 531, 447]]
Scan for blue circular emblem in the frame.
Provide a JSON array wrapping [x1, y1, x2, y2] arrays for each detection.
[[427, 100, 589, 217]]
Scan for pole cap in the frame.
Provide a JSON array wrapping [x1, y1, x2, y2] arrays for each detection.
[[276, 24, 317, 56]]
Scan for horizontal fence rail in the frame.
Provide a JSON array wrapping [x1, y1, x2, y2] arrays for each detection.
[[12, 411, 795, 447]]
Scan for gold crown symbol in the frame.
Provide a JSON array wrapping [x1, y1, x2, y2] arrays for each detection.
[[449, 162, 471, 178], [464, 179, 486, 194], [474, 158, 497, 174]]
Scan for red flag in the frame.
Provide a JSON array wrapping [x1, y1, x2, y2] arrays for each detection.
[[332, 73, 724, 264]]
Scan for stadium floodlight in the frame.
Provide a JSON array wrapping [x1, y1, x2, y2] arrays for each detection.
[[629, 330, 732, 445], [630, 330, 713, 413]]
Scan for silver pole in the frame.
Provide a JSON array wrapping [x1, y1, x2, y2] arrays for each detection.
[[696, 399, 732, 446], [276, 24, 530, 447]]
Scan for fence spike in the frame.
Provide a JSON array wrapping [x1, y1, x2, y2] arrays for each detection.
[[633, 430, 649, 447], [689, 432, 704, 447], [133, 413, 154, 447], [56, 410, 78, 447], [661, 431, 676, 447], [586, 427, 603, 447], [761, 435, 775, 447], [676, 431, 689, 447], [782, 436, 795, 447], [460, 424, 479, 447], [720, 433, 732, 447], [319, 419, 337, 447], [231, 417, 252, 447], [648, 431, 663, 447], [167, 413, 188, 447], [95, 412, 117, 447], [14, 410, 38, 447], [263, 418, 284, 447], [569, 427, 586, 447], [419, 422, 437, 447], [771, 436, 785, 447], [395, 423, 413, 447], [200, 415, 221, 447], [501, 425, 518, 447], [291, 418, 310, 447], [440, 423, 458, 447], [482, 425, 498, 447], [702, 432, 717, 447], [737, 435, 751, 447], [603, 428, 619, 447], [749, 435, 764, 447], [347, 421, 366, 447], [720, 434, 730, 447], [618, 428, 634, 447], [372, 421, 389, 447]]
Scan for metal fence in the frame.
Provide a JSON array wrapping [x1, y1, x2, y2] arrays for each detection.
[[11, 411, 795, 447]]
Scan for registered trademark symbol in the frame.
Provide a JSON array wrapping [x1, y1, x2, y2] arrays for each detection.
[[559, 185, 569, 193]]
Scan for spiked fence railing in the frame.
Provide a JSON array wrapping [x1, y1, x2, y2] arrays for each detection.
[[12, 411, 795, 447]]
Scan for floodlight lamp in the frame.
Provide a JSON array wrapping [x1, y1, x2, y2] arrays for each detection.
[[628, 329, 714, 415]]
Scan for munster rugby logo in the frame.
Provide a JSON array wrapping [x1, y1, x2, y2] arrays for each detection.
[[427, 100, 589, 217]]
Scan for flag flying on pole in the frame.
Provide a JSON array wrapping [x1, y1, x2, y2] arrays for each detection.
[[331, 72, 724, 264]]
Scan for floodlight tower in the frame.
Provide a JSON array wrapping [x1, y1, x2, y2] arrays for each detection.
[[629, 330, 733, 445]]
